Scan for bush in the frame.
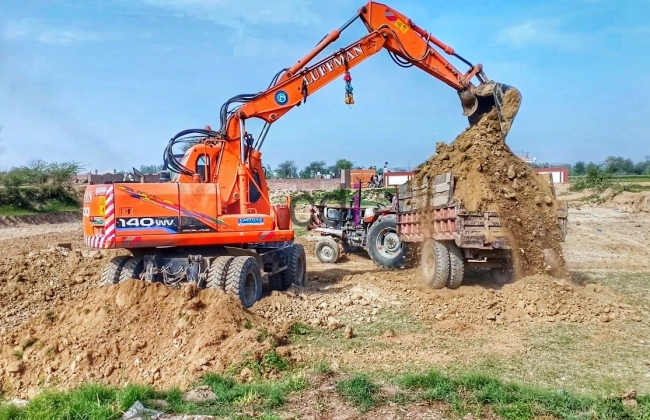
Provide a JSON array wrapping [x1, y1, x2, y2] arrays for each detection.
[[0, 160, 83, 187], [570, 166, 615, 192]]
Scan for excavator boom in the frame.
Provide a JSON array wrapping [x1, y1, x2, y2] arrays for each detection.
[[224, 1, 521, 144]]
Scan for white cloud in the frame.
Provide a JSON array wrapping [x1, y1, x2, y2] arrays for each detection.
[[496, 19, 591, 50]]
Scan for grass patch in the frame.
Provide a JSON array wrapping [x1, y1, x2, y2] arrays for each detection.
[[335, 374, 380, 412], [0, 373, 307, 419], [0, 185, 80, 216], [397, 369, 650, 420]]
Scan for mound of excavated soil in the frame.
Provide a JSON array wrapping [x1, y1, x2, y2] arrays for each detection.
[[414, 92, 567, 278], [0, 280, 286, 398], [599, 189, 650, 213], [0, 245, 124, 335], [412, 274, 638, 327], [254, 270, 639, 330]]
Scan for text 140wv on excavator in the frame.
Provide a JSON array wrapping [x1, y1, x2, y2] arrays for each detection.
[[82, 0, 521, 308]]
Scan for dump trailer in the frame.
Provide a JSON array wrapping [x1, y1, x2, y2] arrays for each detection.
[[396, 172, 568, 288]]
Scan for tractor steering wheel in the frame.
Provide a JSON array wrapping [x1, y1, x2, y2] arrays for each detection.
[[376, 202, 387, 209]]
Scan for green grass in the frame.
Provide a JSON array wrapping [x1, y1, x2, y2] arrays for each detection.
[[396, 370, 650, 420], [0, 201, 80, 216], [2, 368, 650, 419], [335, 374, 380, 412], [0, 373, 307, 420]]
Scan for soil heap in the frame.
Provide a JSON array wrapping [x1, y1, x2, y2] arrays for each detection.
[[0, 280, 287, 398], [414, 91, 567, 278]]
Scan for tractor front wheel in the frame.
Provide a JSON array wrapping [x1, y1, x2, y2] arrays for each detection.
[[315, 237, 340, 264]]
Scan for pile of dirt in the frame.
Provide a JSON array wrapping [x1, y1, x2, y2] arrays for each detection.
[[253, 269, 640, 332], [413, 92, 567, 278], [413, 274, 640, 327], [599, 189, 650, 213], [0, 280, 287, 398], [0, 244, 123, 335]]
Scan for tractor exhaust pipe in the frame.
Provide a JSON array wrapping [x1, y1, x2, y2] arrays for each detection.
[[457, 81, 522, 138]]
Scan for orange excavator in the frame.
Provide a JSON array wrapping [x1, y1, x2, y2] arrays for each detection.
[[83, 1, 521, 308]]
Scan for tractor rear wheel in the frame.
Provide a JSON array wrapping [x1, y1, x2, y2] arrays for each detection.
[[225, 256, 263, 308], [367, 215, 407, 269], [420, 239, 450, 289], [204, 256, 235, 290], [100, 256, 129, 286], [315, 237, 340, 264]]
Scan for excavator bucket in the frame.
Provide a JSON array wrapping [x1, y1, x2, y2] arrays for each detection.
[[458, 81, 522, 138]]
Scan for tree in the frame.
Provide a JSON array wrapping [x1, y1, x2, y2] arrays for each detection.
[[139, 164, 163, 174], [264, 164, 275, 179], [572, 161, 586, 176], [299, 160, 327, 179], [275, 160, 298, 179], [47, 161, 84, 185], [335, 159, 353, 170]]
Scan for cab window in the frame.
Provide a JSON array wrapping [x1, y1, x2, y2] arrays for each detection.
[[196, 155, 210, 182], [250, 170, 262, 203]]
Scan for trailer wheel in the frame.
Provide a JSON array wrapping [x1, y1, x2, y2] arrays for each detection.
[[367, 215, 407, 269], [420, 239, 450, 289], [446, 242, 465, 290], [315, 237, 340, 264], [283, 243, 306, 287], [225, 256, 263, 308], [119, 257, 144, 283], [100, 256, 129, 286], [204, 256, 235, 290]]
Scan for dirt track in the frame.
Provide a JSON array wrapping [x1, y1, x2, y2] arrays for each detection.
[[1, 202, 650, 404]]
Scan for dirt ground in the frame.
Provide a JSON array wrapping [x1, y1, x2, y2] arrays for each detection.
[[0, 196, 649, 417]]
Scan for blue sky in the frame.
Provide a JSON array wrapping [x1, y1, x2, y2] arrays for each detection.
[[0, 0, 647, 173]]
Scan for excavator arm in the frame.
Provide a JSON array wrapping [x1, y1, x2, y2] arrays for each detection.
[[163, 1, 522, 215], [223, 1, 521, 146]]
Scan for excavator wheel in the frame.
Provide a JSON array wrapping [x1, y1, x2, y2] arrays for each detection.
[[119, 257, 144, 283], [203, 256, 235, 290], [284, 243, 306, 287], [225, 256, 263, 308], [100, 256, 130, 286]]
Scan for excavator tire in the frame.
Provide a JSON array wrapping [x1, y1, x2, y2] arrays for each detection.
[[204, 256, 235, 290], [225, 256, 263, 308], [446, 242, 465, 290], [283, 243, 306, 287], [315, 237, 340, 264], [119, 257, 144, 283], [100, 256, 130, 286], [420, 239, 450, 289]]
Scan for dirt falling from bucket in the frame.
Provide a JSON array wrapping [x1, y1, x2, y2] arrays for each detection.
[[413, 90, 567, 278]]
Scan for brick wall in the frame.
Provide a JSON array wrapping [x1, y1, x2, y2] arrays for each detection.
[[266, 179, 340, 191]]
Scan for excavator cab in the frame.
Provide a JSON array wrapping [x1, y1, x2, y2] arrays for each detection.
[[458, 80, 522, 138]]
